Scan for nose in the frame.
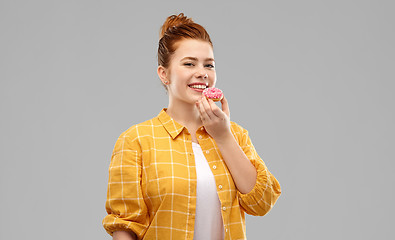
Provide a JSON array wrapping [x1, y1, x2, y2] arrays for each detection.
[[195, 69, 208, 79]]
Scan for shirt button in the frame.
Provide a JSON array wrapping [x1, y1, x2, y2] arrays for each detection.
[[206, 150, 209, 154], [225, 228, 228, 232], [218, 185, 223, 189], [212, 165, 217, 169], [222, 206, 226, 211], [201, 127, 204, 131], [199, 135, 203, 139]]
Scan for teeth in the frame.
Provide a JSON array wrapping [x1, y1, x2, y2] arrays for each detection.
[[189, 85, 206, 89]]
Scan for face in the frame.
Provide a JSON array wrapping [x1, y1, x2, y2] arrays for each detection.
[[158, 39, 216, 105]]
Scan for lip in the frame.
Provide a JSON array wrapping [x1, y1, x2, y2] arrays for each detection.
[[188, 82, 209, 93], [188, 82, 209, 87], [189, 87, 205, 92]]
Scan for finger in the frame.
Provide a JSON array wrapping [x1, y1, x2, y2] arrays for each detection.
[[221, 96, 230, 118], [201, 96, 216, 119], [196, 98, 211, 122], [208, 98, 224, 118]]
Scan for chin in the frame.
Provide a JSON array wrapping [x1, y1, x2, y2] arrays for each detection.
[[184, 96, 199, 105]]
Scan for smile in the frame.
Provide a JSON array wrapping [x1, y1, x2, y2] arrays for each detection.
[[188, 82, 209, 90], [188, 84, 207, 89]]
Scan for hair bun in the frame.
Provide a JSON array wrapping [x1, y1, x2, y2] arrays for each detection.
[[159, 13, 194, 39], [157, 13, 212, 70]]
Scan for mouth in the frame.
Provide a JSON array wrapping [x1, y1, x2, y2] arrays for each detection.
[[188, 83, 209, 91]]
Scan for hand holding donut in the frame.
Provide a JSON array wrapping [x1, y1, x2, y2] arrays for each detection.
[[196, 87, 232, 142]]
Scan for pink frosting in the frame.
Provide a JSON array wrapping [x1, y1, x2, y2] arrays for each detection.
[[203, 87, 223, 99]]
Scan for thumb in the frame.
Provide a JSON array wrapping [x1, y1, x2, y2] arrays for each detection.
[[221, 96, 230, 118]]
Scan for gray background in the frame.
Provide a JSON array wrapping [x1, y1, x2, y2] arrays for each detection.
[[1, 0, 394, 239]]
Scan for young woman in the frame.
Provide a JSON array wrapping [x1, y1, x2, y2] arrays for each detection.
[[103, 13, 281, 240]]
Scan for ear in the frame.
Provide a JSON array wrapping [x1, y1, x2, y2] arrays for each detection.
[[157, 65, 169, 84]]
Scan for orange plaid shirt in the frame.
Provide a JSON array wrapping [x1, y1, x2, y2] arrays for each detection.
[[103, 109, 281, 239]]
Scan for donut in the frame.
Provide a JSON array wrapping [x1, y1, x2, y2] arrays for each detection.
[[203, 87, 223, 102]]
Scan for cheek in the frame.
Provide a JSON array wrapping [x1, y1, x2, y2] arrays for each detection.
[[210, 72, 217, 82], [171, 68, 187, 80], [175, 70, 194, 83], [211, 72, 216, 78]]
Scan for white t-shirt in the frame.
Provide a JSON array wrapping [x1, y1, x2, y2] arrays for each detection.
[[192, 142, 225, 240]]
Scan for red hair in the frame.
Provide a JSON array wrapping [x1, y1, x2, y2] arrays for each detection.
[[158, 13, 213, 68]]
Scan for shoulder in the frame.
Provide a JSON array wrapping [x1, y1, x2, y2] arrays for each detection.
[[229, 121, 249, 141], [230, 121, 248, 133], [113, 116, 159, 153], [121, 117, 158, 139]]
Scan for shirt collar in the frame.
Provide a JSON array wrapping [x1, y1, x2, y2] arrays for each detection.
[[157, 108, 185, 139]]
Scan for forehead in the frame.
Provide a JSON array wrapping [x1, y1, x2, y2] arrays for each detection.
[[172, 39, 214, 60]]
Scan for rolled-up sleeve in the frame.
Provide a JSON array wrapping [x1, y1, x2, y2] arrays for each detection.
[[102, 131, 149, 238], [234, 124, 281, 216]]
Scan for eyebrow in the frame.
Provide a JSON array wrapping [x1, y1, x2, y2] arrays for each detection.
[[180, 57, 215, 62]]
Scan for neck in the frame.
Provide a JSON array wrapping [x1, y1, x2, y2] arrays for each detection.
[[166, 99, 202, 131]]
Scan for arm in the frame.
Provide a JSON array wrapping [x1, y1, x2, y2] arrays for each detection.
[[102, 129, 149, 238], [197, 96, 281, 216], [232, 126, 281, 216], [196, 95, 258, 193], [113, 231, 137, 240], [217, 126, 281, 216], [215, 131, 257, 194]]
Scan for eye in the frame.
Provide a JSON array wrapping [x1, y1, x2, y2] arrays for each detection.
[[184, 62, 194, 66], [205, 64, 215, 68]]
